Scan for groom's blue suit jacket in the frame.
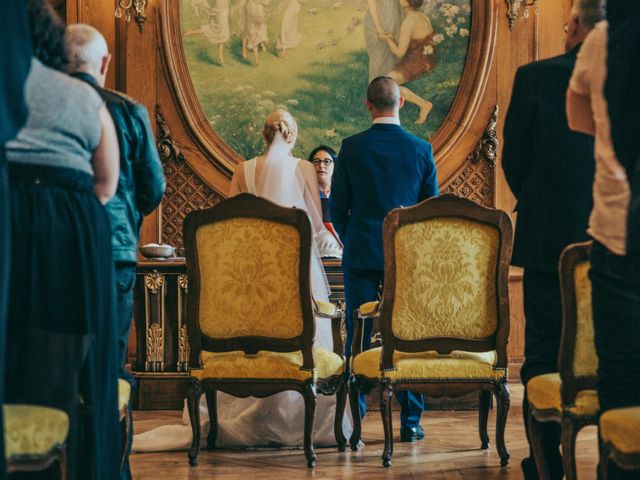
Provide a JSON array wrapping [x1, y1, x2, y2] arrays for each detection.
[[329, 123, 439, 271]]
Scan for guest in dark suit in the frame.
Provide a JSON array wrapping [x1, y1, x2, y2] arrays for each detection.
[[606, 0, 640, 279], [330, 76, 438, 442], [502, 2, 602, 478], [0, 1, 32, 477]]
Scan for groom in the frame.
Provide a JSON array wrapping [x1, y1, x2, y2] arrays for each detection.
[[330, 76, 439, 441]]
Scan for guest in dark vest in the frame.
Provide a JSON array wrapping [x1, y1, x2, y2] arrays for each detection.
[[502, 1, 603, 478], [0, 1, 32, 477], [330, 76, 438, 442], [606, 0, 640, 280], [5, 1, 122, 479], [65, 23, 166, 480]]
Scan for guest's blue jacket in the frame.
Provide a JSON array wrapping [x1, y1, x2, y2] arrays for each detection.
[[329, 122, 439, 271]]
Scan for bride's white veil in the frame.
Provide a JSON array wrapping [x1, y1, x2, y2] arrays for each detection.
[[256, 130, 331, 301]]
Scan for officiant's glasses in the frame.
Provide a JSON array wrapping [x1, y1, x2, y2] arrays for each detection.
[[312, 158, 333, 167]]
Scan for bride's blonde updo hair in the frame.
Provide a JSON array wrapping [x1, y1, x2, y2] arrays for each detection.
[[263, 109, 297, 146]]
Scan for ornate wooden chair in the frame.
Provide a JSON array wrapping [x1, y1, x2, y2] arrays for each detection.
[[527, 241, 599, 480], [349, 194, 513, 467], [4, 404, 69, 478], [600, 407, 640, 479], [183, 193, 347, 468]]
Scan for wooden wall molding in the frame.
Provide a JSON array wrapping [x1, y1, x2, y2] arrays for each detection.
[[468, 105, 499, 169], [157, 0, 498, 186]]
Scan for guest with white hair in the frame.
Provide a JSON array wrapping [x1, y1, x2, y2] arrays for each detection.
[[65, 22, 166, 480]]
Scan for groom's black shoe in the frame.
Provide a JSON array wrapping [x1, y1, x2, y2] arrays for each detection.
[[400, 425, 425, 443]]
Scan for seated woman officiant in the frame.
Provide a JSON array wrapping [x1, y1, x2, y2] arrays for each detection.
[[307, 145, 343, 258], [132, 110, 352, 452]]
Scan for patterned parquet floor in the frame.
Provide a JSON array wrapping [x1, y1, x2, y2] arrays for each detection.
[[130, 383, 599, 479]]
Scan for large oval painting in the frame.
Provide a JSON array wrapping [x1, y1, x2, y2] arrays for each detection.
[[180, 0, 472, 160]]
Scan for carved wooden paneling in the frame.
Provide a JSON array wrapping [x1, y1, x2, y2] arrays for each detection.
[[157, 106, 222, 248], [441, 106, 498, 207]]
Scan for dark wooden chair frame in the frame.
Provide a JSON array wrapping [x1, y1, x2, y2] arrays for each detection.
[[528, 241, 597, 480], [600, 440, 640, 479], [7, 444, 68, 479], [183, 193, 347, 468], [348, 194, 513, 467]]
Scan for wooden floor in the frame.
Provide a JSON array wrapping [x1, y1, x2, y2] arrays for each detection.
[[130, 383, 599, 479]]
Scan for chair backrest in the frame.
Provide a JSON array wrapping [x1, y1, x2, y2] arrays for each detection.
[[379, 194, 513, 370], [183, 193, 316, 370], [559, 241, 597, 405]]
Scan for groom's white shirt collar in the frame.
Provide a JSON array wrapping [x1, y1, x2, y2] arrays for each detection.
[[373, 117, 401, 126]]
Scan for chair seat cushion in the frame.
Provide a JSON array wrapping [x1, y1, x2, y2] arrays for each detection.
[[527, 373, 599, 417], [193, 346, 345, 382], [600, 407, 640, 454], [118, 379, 131, 412], [3, 405, 69, 459], [351, 347, 504, 382], [359, 301, 380, 317]]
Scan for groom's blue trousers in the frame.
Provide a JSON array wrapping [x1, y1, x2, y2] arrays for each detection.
[[343, 268, 424, 430]]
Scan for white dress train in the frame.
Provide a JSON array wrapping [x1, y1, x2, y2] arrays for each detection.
[[133, 153, 352, 452]]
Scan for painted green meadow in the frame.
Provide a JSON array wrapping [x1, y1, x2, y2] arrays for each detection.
[[181, 0, 471, 159]]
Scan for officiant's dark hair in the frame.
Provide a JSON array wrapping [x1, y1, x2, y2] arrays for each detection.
[[307, 145, 337, 163], [367, 76, 400, 111]]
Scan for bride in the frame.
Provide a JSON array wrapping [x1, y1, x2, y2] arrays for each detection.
[[133, 110, 350, 451]]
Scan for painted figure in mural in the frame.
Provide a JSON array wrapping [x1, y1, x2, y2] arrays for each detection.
[[276, 0, 303, 57], [364, 0, 402, 81], [190, 0, 212, 17], [185, 0, 230, 65], [244, 0, 270, 65], [384, 0, 435, 124]]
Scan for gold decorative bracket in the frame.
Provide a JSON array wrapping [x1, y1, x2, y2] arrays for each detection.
[[468, 105, 499, 169], [505, 0, 539, 30], [144, 270, 165, 372], [177, 274, 190, 372]]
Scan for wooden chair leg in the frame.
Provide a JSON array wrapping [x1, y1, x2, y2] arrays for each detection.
[[348, 381, 362, 451], [527, 409, 551, 480], [205, 390, 218, 450], [495, 382, 511, 467], [599, 441, 610, 480], [334, 382, 347, 452], [59, 445, 68, 480], [303, 383, 317, 468], [479, 389, 491, 450], [380, 382, 394, 468], [561, 416, 579, 480], [187, 379, 202, 467]]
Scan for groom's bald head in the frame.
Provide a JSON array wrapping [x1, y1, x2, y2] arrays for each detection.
[[366, 76, 404, 118]]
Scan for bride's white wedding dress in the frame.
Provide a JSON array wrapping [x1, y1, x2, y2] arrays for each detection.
[[133, 136, 352, 451]]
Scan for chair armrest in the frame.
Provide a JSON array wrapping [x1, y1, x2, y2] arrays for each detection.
[[314, 300, 340, 319], [358, 300, 380, 319]]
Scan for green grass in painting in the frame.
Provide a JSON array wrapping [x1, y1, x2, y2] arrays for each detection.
[[181, 0, 471, 159]]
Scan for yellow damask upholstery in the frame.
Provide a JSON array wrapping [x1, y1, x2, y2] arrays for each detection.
[[351, 347, 504, 382], [193, 346, 345, 382], [359, 301, 380, 318], [3, 405, 69, 458], [196, 217, 304, 340], [315, 300, 337, 318], [600, 407, 640, 454], [118, 379, 131, 412], [528, 374, 562, 411], [527, 373, 599, 417], [573, 261, 598, 378], [392, 218, 499, 341]]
